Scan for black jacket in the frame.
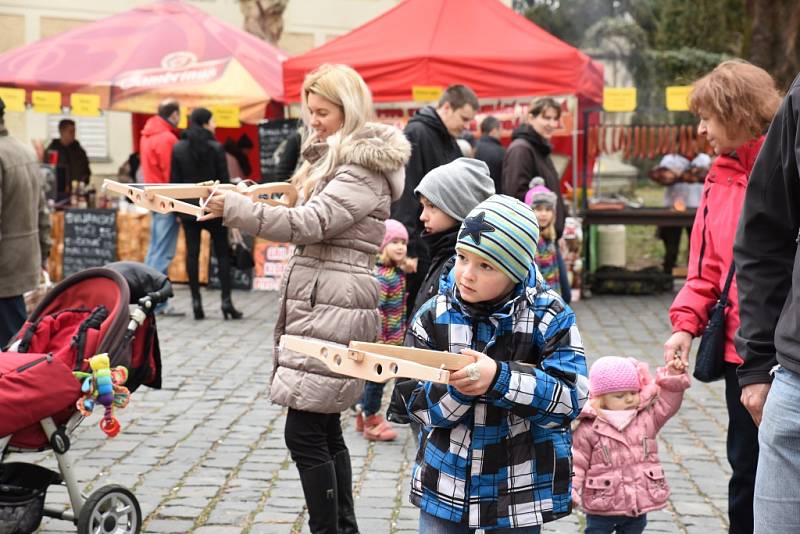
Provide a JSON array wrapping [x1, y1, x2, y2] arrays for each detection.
[[734, 75, 800, 386], [391, 106, 461, 257], [46, 139, 91, 184], [474, 136, 505, 194], [502, 124, 566, 237], [170, 126, 229, 185], [409, 227, 459, 319]]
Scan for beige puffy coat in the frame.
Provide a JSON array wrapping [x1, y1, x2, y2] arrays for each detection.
[[223, 123, 410, 413]]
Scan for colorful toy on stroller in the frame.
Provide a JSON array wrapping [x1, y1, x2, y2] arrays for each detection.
[[0, 262, 169, 534]]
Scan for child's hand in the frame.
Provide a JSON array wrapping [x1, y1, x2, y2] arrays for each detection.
[[665, 357, 687, 375], [401, 257, 418, 273], [449, 349, 498, 396]]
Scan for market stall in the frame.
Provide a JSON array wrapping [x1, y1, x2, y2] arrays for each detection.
[[0, 0, 287, 285]]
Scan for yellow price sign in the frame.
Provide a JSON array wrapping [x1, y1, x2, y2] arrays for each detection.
[[0, 87, 25, 112], [666, 86, 693, 111], [31, 90, 62, 114], [210, 105, 240, 128], [602, 87, 637, 112], [412, 85, 444, 103], [178, 106, 188, 129], [70, 93, 101, 116]]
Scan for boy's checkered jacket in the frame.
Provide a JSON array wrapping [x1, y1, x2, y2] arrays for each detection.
[[405, 268, 589, 529]]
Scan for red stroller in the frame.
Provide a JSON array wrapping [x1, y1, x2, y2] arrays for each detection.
[[0, 262, 169, 534]]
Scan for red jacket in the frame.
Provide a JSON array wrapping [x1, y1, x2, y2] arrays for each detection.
[[140, 116, 178, 184], [669, 137, 764, 364]]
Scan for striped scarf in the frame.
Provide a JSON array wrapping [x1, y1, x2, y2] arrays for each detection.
[[535, 236, 561, 294], [374, 259, 407, 346]]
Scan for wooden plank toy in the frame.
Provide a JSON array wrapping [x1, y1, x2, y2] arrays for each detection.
[[102, 180, 298, 217], [279, 335, 474, 384]]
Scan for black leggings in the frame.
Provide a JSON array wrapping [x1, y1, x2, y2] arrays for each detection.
[[284, 408, 349, 471], [179, 216, 231, 298]]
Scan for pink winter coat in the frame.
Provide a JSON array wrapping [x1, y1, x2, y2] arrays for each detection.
[[669, 137, 764, 365], [572, 364, 691, 517]]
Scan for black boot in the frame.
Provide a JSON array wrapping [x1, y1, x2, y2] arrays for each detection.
[[299, 461, 339, 534], [191, 291, 204, 320], [333, 450, 360, 534], [221, 297, 243, 320]]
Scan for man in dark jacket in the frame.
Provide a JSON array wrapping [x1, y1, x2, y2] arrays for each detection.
[[473, 115, 504, 193], [734, 75, 800, 532], [502, 97, 566, 237], [0, 97, 51, 346], [391, 84, 478, 303], [46, 118, 91, 187]]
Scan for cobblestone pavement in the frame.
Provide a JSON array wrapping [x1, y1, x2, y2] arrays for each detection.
[[16, 285, 731, 533]]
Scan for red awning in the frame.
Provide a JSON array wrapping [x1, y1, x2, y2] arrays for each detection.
[[0, 0, 286, 122], [283, 0, 603, 104]]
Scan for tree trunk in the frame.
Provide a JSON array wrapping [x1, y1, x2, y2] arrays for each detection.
[[239, 0, 288, 45], [748, 0, 800, 91]]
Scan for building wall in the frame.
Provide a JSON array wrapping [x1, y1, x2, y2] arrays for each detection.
[[0, 0, 511, 177]]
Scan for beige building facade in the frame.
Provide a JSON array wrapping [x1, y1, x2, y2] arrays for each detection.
[[0, 0, 510, 176]]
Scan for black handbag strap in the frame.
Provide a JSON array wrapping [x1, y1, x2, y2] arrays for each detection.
[[718, 262, 736, 306]]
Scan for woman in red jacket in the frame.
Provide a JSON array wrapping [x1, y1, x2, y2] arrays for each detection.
[[664, 60, 781, 534]]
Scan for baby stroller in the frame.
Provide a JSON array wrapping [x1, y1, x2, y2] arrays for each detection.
[[0, 262, 170, 534]]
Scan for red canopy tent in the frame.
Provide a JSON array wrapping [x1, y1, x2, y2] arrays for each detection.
[[283, 0, 603, 195]]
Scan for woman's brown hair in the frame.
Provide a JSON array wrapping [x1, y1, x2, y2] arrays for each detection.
[[690, 59, 782, 139]]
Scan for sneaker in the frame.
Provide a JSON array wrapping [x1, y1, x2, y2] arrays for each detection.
[[362, 414, 397, 441], [355, 412, 364, 433], [156, 304, 186, 317]]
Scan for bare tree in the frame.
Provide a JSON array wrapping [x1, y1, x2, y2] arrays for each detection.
[[748, 0, 800, 91], [239, 0, 289, 45]]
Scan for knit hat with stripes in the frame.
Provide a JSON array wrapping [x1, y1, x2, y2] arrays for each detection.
[[456, 194, 540, 283]]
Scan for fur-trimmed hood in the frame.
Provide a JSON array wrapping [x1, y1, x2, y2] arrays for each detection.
[[304, 122, 411, 201]]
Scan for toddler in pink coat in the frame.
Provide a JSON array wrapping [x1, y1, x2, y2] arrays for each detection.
[[572, 356, 690, 533]]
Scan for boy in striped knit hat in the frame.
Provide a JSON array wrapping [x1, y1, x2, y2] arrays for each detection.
[[355, 219, 409, 441], [404, 194, 588, 531]]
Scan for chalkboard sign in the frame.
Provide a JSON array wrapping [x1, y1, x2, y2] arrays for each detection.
[[258, 118, 300, 182], [208, 237, 253, 291], [62, 208, 117, 278]]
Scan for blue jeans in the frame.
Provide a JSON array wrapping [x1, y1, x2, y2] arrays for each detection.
[[145, 212, 179, 275], [360, 381, 385, 417], [753, 366, 800, 533], [585, 513, 646, 533], [419, 511, 541, 533]]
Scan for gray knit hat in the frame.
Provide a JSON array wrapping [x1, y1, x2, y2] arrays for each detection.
[[414, 157, 496, 221]]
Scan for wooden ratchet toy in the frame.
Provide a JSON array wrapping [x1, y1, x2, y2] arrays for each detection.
[[279, 335, 475, 384], [102, 179, 298, 217]]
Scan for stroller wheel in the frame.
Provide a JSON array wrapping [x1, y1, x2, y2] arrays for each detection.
[[77, 484, 141, 534]]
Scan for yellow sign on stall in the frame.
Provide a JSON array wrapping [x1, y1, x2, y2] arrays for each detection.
[[178, 107, 188, 129], [666, 86, 693, 111], [32, 90, 62, 114], [70, 93, 101, 116], [210, 105, 240, 128], [412, 85, 444, 103], [602, 87, 637, 112], [0, 87, 26, 112]]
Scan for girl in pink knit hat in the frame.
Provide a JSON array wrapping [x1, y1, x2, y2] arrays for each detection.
[[525, 177, 561, 294], [572, 356, 690, 533]]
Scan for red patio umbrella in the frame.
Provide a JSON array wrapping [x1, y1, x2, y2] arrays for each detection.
[[0, 0, 286, 123]]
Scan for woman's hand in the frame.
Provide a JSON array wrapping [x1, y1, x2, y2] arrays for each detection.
[[664, 331, 693, 366], [198, 190, 228, 221], [449, 349, 498, 396]]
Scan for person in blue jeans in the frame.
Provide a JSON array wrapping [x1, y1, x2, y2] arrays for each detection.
[[140, 100, 183, 315], [734, 69, 800, 534]]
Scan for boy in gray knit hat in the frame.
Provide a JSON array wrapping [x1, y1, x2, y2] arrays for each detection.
[[411, 157, 495, 316], [386, 157, 494, 427]]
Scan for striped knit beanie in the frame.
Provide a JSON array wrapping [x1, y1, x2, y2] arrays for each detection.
[[456, 194, 539, 283]]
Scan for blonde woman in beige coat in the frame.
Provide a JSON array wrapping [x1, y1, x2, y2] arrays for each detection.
[[201, 64, 410, 534]]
